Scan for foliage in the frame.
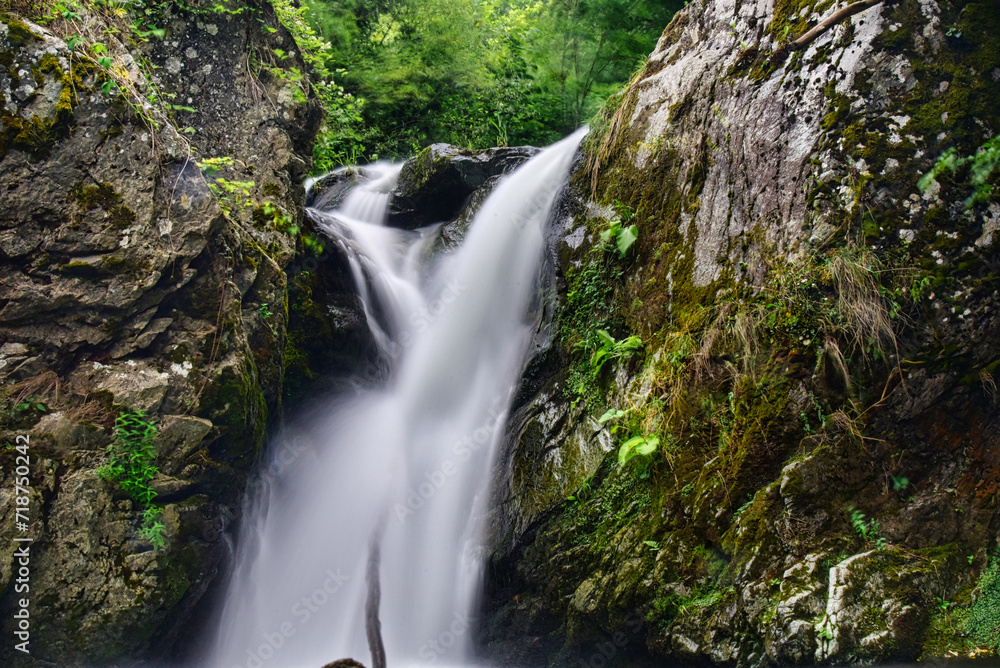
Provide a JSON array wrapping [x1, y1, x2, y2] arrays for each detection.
[[590, 329, 643, 376], [561, 248, 626, 401], [847, 505, 886, 550], [138, 506, 166, 550], [270, 0, 365, 171], [918, 134, 1000, 208], [95, 409, 166, 549], [617, 433, 659, 468], [966, 555, 1000, 650], [599, 202, 639, 257], [300, 0, 683, 161]]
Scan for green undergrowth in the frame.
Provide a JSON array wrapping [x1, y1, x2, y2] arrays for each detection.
[[559, 236, 631, 406], [965, 554, 1000, 652], [95, 409, 166, 550], [921, 551, 1000, 658]]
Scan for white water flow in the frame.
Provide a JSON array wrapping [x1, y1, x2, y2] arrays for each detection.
[[210, 128, 586, 668]]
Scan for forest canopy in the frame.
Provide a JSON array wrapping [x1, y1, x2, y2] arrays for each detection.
[[305, 0, 684, 169]]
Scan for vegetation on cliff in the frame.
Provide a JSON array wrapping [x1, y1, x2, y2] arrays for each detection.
[[3, 0, 1000, 665]]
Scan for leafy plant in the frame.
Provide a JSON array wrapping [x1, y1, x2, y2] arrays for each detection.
[[598, 408, 626, 423], [15, 399, 47, 414], [590, 329, 643, 377], [918, 135, 1000, 208], [96, 409, 165, 549], [138, 507, 166, 550], [600, 219, 639, 258], [618, 433, 660, 468], [196, 156, 236, 176], [597, 407, 628, 434], [847, 505, 886, 550]]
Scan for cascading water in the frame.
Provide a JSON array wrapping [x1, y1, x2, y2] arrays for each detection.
[[209, 128, 586, 668]]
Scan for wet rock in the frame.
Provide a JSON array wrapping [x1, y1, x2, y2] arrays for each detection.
[[388, 144, 540, 228], [307, 167, 368, 210], [0, 5, 321, 665], [483, 0, 1000, 666], [321, 659, 368, 668]]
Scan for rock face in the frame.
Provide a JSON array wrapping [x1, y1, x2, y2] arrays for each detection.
[[388, 143, 540, 228], [484, 0, 1000, 666], [0, 4, 321, 664]]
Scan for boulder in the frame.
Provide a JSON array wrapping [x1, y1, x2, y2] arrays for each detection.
[[388, 144, 540, 228]]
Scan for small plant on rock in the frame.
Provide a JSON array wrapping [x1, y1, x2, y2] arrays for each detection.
[[600, 201, 639, 258], [847, 505, 886, 550], [590, 329, 643, 377], [618, 433, 660, 468], [96, 409, 166, 550]]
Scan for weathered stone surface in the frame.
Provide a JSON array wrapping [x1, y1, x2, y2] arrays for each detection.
[[306, 167, 367, 210], [0, 4, 320, 664], [484, 0, 1000, 666], [388, 144, 540, 228]]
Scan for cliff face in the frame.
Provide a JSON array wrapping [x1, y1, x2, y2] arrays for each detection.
[[0, 3, 321, 664], [485, 0, 1000, 665]]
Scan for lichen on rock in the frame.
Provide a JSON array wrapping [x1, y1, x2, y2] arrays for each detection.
[[483, 0, 1000, 666], [0, 3, 322, 664]]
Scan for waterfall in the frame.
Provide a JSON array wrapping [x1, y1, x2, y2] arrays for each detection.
[[209, 128, 586, 668]]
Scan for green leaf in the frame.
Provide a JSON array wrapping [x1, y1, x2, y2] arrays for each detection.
[[616, 224, 639, 256], [616, 335, 643, 352], [590, 348, 609, 374], [596, 329, 616, 348], [621, 435, 645, 450], [617, 442, 636, 467], [598, 408, 625, 423], [635, 435, 659, 455]]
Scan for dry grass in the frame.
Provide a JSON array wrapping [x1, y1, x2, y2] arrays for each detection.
[[2, 370, 60, 408], [584, 66, 647, 197], [823, 335, 853, 394], [982, 370, 998, 404], [828, 248, 897, 361]]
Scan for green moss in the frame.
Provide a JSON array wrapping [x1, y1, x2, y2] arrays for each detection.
[[769, 0, 835, 43], [0, 28, 81, 161], [1, 112, 64, 160], [58, 260, 102, 278], [558, 245, 628, 403], [965, 555, 1000, 651], [820, 87, 851, 131], [2, 16, 38, 47], [199, 356, 268, 469], [69, 182, 137, 229]]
